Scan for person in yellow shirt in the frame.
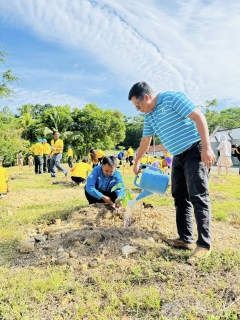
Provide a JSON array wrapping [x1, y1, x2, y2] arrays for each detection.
[[70, 157, 92, 185], [50, 132, 68, 178], [0, 157, 10, 198], [90, 149, 105, 167], [30, 139, 43, 174], [146, 152, 152, 164], [42, 138, 51, 173], [67, 145, 73, 168], [140, 154, 148, 168], [165, 150, 172, 158], [128, 146, 134, 166], [152, 156, 173, 175]]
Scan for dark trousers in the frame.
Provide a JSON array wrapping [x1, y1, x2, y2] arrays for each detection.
[[171, 141, 211, 249], [129, 156, 133, 166], [68, 156, 73, 168], [34, 155, 43, 174], [71, 176, 85, 184], [85, 189, 117, 204], [43, 154, 50, 173]]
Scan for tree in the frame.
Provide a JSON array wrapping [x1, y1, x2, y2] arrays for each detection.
[[105, 109, 126, 148], [36, 105, 83, 158], [18, 112, 37, 141], [0, 43, 20, 100], [0, 107, 27, 166], [120, 115, 144, 149], [17, 103, 54, 119], [205, 110, 220, 134], [71, 104, 126, 155], [198, 99, 218, 113], [218, 108, 240, 129], [40, 105, 73, 133]]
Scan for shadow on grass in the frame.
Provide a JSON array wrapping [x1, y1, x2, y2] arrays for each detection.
[[37, 203, 89, 223], [51, 180, 81, 188], [0, 239, 19, 266]]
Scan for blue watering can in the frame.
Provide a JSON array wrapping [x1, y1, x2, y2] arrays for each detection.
[[128, 164, 170, 208]]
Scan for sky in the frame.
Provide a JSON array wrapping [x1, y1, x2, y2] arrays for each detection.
[[0, 0, 240, 117]]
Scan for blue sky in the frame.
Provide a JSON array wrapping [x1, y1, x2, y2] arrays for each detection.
[[0, 0, 240, 116]]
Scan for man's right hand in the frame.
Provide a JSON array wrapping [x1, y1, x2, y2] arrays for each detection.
[[133, 159, 140, 175], [102, 195, 113, 206]]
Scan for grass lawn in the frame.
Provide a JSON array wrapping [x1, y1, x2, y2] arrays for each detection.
[[0, 164, 239, 319]]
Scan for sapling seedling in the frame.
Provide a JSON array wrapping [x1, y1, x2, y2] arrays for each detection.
[[111, 183, 134, 227]]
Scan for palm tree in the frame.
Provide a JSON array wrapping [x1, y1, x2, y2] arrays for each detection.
[[18, 112, 36, 140]]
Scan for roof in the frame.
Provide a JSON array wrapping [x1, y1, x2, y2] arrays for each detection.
[[210, 126, 240, 142]]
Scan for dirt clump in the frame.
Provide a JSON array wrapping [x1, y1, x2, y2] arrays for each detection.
[[12, 202, 168, 269]]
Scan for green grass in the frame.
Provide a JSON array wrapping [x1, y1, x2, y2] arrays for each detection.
[[0, 166, 239, 319]]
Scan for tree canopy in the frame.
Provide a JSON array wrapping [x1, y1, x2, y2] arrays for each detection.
[[0, 43, 20, 100]]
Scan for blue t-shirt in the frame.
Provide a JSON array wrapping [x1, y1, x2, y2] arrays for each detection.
[[142, 92, 201, 155], [85, 165, 125, 200], [117, 152, 125, 160]]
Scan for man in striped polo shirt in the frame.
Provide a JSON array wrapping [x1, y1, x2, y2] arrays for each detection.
[[128, 82, 215, 265]]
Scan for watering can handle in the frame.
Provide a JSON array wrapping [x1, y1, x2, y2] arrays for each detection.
[[140, 163, 163, 173], [133, 164, 163, 187], [134, 175, 140, 187]]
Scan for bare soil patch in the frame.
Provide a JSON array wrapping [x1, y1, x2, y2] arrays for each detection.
[[12, 199, 240, 268]]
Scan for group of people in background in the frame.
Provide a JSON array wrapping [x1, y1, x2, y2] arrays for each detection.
[[117, 147, 134, 166], [28, 132, 67, 177], [2, 123, 239, 212]]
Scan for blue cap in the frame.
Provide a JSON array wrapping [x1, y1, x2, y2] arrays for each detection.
[[67, 145, 71, 148], [43, 138, 47, 142], [38, 139, 42, 142]]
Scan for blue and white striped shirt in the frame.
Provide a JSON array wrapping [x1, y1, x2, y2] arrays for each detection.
[[142, 92, 200, 155]]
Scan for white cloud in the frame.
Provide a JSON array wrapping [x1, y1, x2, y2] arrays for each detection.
[[1, 87, 87, 112], [1, 0, 240, 108]]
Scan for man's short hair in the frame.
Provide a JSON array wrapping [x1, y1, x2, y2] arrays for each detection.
[[102, 155, 117, 167], [232, 144, 237, 148], [128, 81, 154, 100], [82, 157, 89, 163]]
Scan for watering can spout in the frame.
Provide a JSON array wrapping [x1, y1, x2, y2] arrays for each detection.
[[127, 190, 153, 209], [136, 189, 153, 201]]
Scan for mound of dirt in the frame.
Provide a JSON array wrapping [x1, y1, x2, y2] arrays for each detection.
[[13, 202, 170, 269], [12, 200, 240, 270]]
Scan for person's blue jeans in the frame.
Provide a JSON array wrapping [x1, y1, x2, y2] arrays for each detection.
[[50, 153, 67, 177], [171, 141, 211, 249]]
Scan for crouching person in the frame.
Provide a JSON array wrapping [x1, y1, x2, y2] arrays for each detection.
[[0, 157, 10, 198], [85, 155, 125, 206], [70, 157, 92, 185]]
